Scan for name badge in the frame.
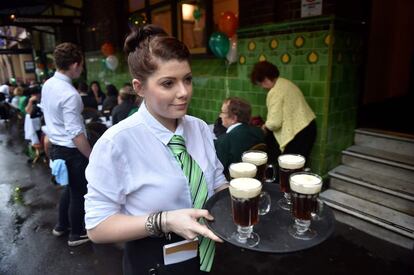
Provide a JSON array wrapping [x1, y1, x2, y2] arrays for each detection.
[[163, 238, 198, 265]]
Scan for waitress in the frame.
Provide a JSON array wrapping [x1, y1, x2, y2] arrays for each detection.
[[84, 24, 227, 275]]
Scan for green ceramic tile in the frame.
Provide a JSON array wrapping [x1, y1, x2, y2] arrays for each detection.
[[292, 66, 305, 81], [311, 82, 325, 97]]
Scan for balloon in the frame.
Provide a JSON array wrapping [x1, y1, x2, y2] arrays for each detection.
[[101, 42, 115, 57], [35, 68, 43, 75], [226, 35, 238, 64], [209, 32, 229, 58], [218, 11, 238, 37], [193, 8, 201, 21], [105, 55, 119, 71]]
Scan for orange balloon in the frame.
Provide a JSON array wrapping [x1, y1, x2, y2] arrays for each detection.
[[218, 11, 238, 37], [101, 42, 115, 57]]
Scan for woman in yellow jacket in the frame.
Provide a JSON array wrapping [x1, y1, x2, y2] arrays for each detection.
[[251, 61, 316, 164]]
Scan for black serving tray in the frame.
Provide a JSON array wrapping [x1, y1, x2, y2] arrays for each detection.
[[205, 183, 335, 253]]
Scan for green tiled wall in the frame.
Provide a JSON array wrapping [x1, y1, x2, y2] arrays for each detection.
[[84, 17, 363, 177], [85, 51, 131, 90], [190, 18, 362, 176], [324, 30, 362, 172]]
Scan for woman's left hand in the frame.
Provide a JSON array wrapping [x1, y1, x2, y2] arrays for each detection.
[[164, 209, 223, 242]]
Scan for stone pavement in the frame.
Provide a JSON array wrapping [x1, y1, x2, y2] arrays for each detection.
[[0, 121, 412, 275]]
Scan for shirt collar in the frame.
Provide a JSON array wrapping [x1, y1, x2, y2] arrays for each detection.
[[138, 101, 185, 146], [226, 122, 242, 133], [54, 71, 73, 84]]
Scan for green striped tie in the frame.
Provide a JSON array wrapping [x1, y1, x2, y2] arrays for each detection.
[[168, 135, 215, 272]]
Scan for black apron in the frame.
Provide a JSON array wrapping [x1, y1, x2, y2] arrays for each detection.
[[123, 234, 203, 275]]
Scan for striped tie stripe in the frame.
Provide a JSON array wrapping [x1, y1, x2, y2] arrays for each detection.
[[168, 135, 215, 272]]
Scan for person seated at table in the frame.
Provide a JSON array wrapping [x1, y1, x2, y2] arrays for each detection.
[[78, 82, 98, 109], [10, 87, 23, 109], [89, 81, 106, 106], [214, 97, 264, 177], [111, 86, 138, 125], [102, 84, 118, 115]]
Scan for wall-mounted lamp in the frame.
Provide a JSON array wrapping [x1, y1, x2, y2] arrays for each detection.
[[182, 4, 196, 21]]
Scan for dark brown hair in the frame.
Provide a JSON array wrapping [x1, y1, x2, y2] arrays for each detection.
[[250, 61, 280, 85], [124, 24, 191, 83], [53, 42, 83, 71], [225, 97, 252, 124], [119, 86, 136, 102]]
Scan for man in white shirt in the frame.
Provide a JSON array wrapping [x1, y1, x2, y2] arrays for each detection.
[[214, 97, 265, 177], [0, 81, 13, 103], [41, 42, 91, 246]]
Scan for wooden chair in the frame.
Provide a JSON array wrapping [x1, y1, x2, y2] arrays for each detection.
[[249, 142, 268, 152]]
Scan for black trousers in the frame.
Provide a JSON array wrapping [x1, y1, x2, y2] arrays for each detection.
[[50, 144, 88, 235], [266, 120, 317, 166], [283, 119, 317, 163], [123, 234, 203, 275]]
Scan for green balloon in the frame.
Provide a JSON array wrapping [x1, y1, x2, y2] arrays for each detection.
[[209, 32, 229, 58], [193, 8, 201, 21]]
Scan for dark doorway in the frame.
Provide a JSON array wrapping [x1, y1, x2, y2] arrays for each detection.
[[358, 0, 414, 135]]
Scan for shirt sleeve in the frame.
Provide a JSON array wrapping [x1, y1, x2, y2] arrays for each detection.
[[84, 137, 130, 230], [62, 93, 85, 139], [265, 87, 283, 131]]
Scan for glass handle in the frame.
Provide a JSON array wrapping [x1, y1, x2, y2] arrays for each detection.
[[258, 191, 271, 215]]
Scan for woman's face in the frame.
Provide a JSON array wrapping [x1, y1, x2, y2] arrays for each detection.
[[134, 59, 192, 131], [91, 83, 99, 93], [220, 101, 235, 129], [259, 78, 275, 90]]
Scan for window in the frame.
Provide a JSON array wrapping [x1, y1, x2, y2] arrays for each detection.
[[152, 6, 172, 35], [179, 1, 207, 54], [128, 0, 238, 55]]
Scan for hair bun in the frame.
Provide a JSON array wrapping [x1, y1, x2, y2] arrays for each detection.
[[124, 24, 168, 54]]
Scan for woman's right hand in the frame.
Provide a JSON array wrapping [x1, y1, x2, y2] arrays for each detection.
[[165, 209, 223, 243]]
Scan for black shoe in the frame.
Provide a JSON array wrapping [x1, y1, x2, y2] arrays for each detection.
[[52, 225, 70, 237], [68, 234, 90, 247]]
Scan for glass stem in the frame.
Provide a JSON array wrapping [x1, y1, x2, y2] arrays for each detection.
[[294, 218, 310, 235], [237, 225, 253, 243]]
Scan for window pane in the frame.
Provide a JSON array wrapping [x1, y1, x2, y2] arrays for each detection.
[[150, 0, 164, 5], [151, 7, 172, 35], [179, 2, 206, 54], [129, 0, 145, 12]]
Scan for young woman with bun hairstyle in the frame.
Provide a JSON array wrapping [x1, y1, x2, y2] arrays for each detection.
[[84, 25, 227, 275]]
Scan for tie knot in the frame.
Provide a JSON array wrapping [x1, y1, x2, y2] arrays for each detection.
[[168, 135, 186, 156]]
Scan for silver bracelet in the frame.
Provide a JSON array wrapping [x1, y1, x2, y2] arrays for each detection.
[[145, 212, 163, 237]]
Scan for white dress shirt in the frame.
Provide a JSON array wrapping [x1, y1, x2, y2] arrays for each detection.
[[41, 72, 86, 148], [226, 122, 242, 134], [84, 103, 227, 230]]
